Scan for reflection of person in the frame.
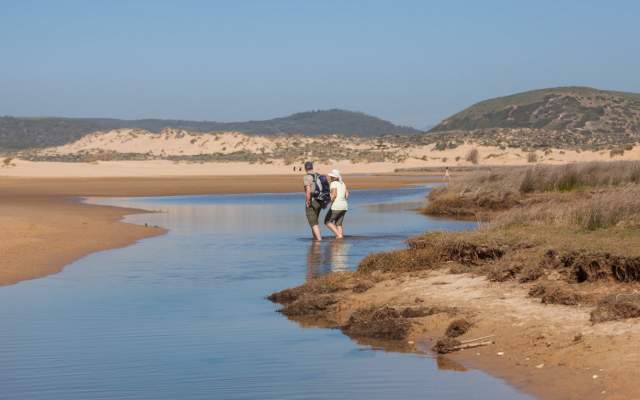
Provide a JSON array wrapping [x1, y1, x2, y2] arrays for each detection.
[[303, 161, 323, 241], [329, 239, 349, 272], [306, 239, 351, 280], [306, 240, 324, 280], [324, 169, 349, 239]]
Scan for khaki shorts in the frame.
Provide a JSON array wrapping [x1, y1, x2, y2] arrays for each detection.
[[305, 199, 322, 226], [325, 209, 346, 226]]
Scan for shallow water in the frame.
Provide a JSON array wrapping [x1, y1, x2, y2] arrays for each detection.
[[0, 186, 532, 399]]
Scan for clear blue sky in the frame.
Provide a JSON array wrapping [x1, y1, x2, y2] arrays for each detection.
[[2, 0, 640, 128]]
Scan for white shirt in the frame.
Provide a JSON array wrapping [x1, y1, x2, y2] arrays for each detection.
[[330, 181, 348, 211]]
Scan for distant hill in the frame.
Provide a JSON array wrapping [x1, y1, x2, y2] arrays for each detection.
[[431, 86, 640, 134], [0, 109, 421, 151]]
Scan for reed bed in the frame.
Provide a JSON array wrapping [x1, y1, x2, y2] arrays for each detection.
[[425, 161, 640, 229]]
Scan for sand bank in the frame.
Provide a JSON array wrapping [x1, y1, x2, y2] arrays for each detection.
[[0, 196, 165, 287], [1, 159, 431, 177]]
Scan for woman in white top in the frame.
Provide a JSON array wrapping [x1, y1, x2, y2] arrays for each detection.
[[324, 169, 349, 239]]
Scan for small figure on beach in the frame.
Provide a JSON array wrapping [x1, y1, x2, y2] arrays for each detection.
[[324, 169, 349, 239], [303, 161, 330, 241], [444, 166, 450, 181]]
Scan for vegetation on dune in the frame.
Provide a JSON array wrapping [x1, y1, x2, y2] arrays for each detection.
[[428, 86, 640, 150], [431, 86, 640, 133], [465, 147, 479, 164], [21, 138, 410, 165], [0, 110, 420, 151]]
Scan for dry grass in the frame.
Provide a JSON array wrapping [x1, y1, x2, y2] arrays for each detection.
[[357, 248, 441, 274], [465, 147, 479, 164], [425, 161, 640, 230], [493, 186, 640, 231], [590, 293, 640, 323], [610, 148, 625, 158], [357, 232, 505, 274], [423, 169, 523, 216], [519, 161, 640, 193]]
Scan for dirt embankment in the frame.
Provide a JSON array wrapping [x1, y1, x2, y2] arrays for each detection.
[[269, 234, 640, 400]]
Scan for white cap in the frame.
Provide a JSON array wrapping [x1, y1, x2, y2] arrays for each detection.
[[328, 169, 342, 180]]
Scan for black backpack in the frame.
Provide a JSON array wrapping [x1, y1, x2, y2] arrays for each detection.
[[310, 173, 331, 208]]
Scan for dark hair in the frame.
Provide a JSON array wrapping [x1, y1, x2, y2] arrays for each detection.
[[304, 161, 313, 171]]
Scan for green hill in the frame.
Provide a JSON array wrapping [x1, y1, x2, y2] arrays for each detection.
[[430, 86, 640, 134], [0, 109, 421, 151]]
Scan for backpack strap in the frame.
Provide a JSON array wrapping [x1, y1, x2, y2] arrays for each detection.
[[309, 172, 321, 198]]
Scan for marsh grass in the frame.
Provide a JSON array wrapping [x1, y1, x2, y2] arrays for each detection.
[[493, 187, 640, 231], [426, 161, 640, 231], [519, 161, 640, 193]]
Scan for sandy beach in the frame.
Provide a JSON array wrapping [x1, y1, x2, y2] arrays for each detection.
[[0, 172, 437, 287]]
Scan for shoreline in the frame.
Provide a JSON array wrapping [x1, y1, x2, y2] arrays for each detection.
[[269, 266, 639, 400], [0, 173, 436, 287]]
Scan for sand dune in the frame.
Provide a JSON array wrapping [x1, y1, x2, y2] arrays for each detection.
[[2, 128, 639, 178], [38, 128, 376, 157]]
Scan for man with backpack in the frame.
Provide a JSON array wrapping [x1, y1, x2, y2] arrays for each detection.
[[303, 161, 330, 241]]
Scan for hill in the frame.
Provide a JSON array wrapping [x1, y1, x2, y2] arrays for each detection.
[[0, 109, 421, 151], [431, 87, 640, 133]]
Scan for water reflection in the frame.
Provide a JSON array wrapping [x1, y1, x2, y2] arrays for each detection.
[[436, 356, 468, 372], [330, 240, 350, 273], [306, 239, 352, 279]]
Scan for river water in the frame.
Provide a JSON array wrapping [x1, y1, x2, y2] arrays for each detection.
[[0, 186, 532, 399]]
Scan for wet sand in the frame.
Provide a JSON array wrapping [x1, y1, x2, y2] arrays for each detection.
[[0, 174, 436, 286], [0, 196, 166, 287]]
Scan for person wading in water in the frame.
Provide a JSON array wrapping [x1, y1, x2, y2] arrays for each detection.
[[303, 161, 330, 241], [324, 169, 349, 239]]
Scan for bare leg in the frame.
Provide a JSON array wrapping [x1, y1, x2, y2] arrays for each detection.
[[337, 225, 344, 238], [326, 222, 343, 239], [311, 224, 322, 241]]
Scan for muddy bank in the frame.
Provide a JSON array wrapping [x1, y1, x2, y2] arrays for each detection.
[[269, 233, 640, 400]]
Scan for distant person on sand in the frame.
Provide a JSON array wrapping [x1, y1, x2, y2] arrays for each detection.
[[325, 169, 349, 239], [303, 161, 330, 241], [444, 166, 450, 181]]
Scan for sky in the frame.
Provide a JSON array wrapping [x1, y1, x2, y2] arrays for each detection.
[[2, 0, 640, 128]]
